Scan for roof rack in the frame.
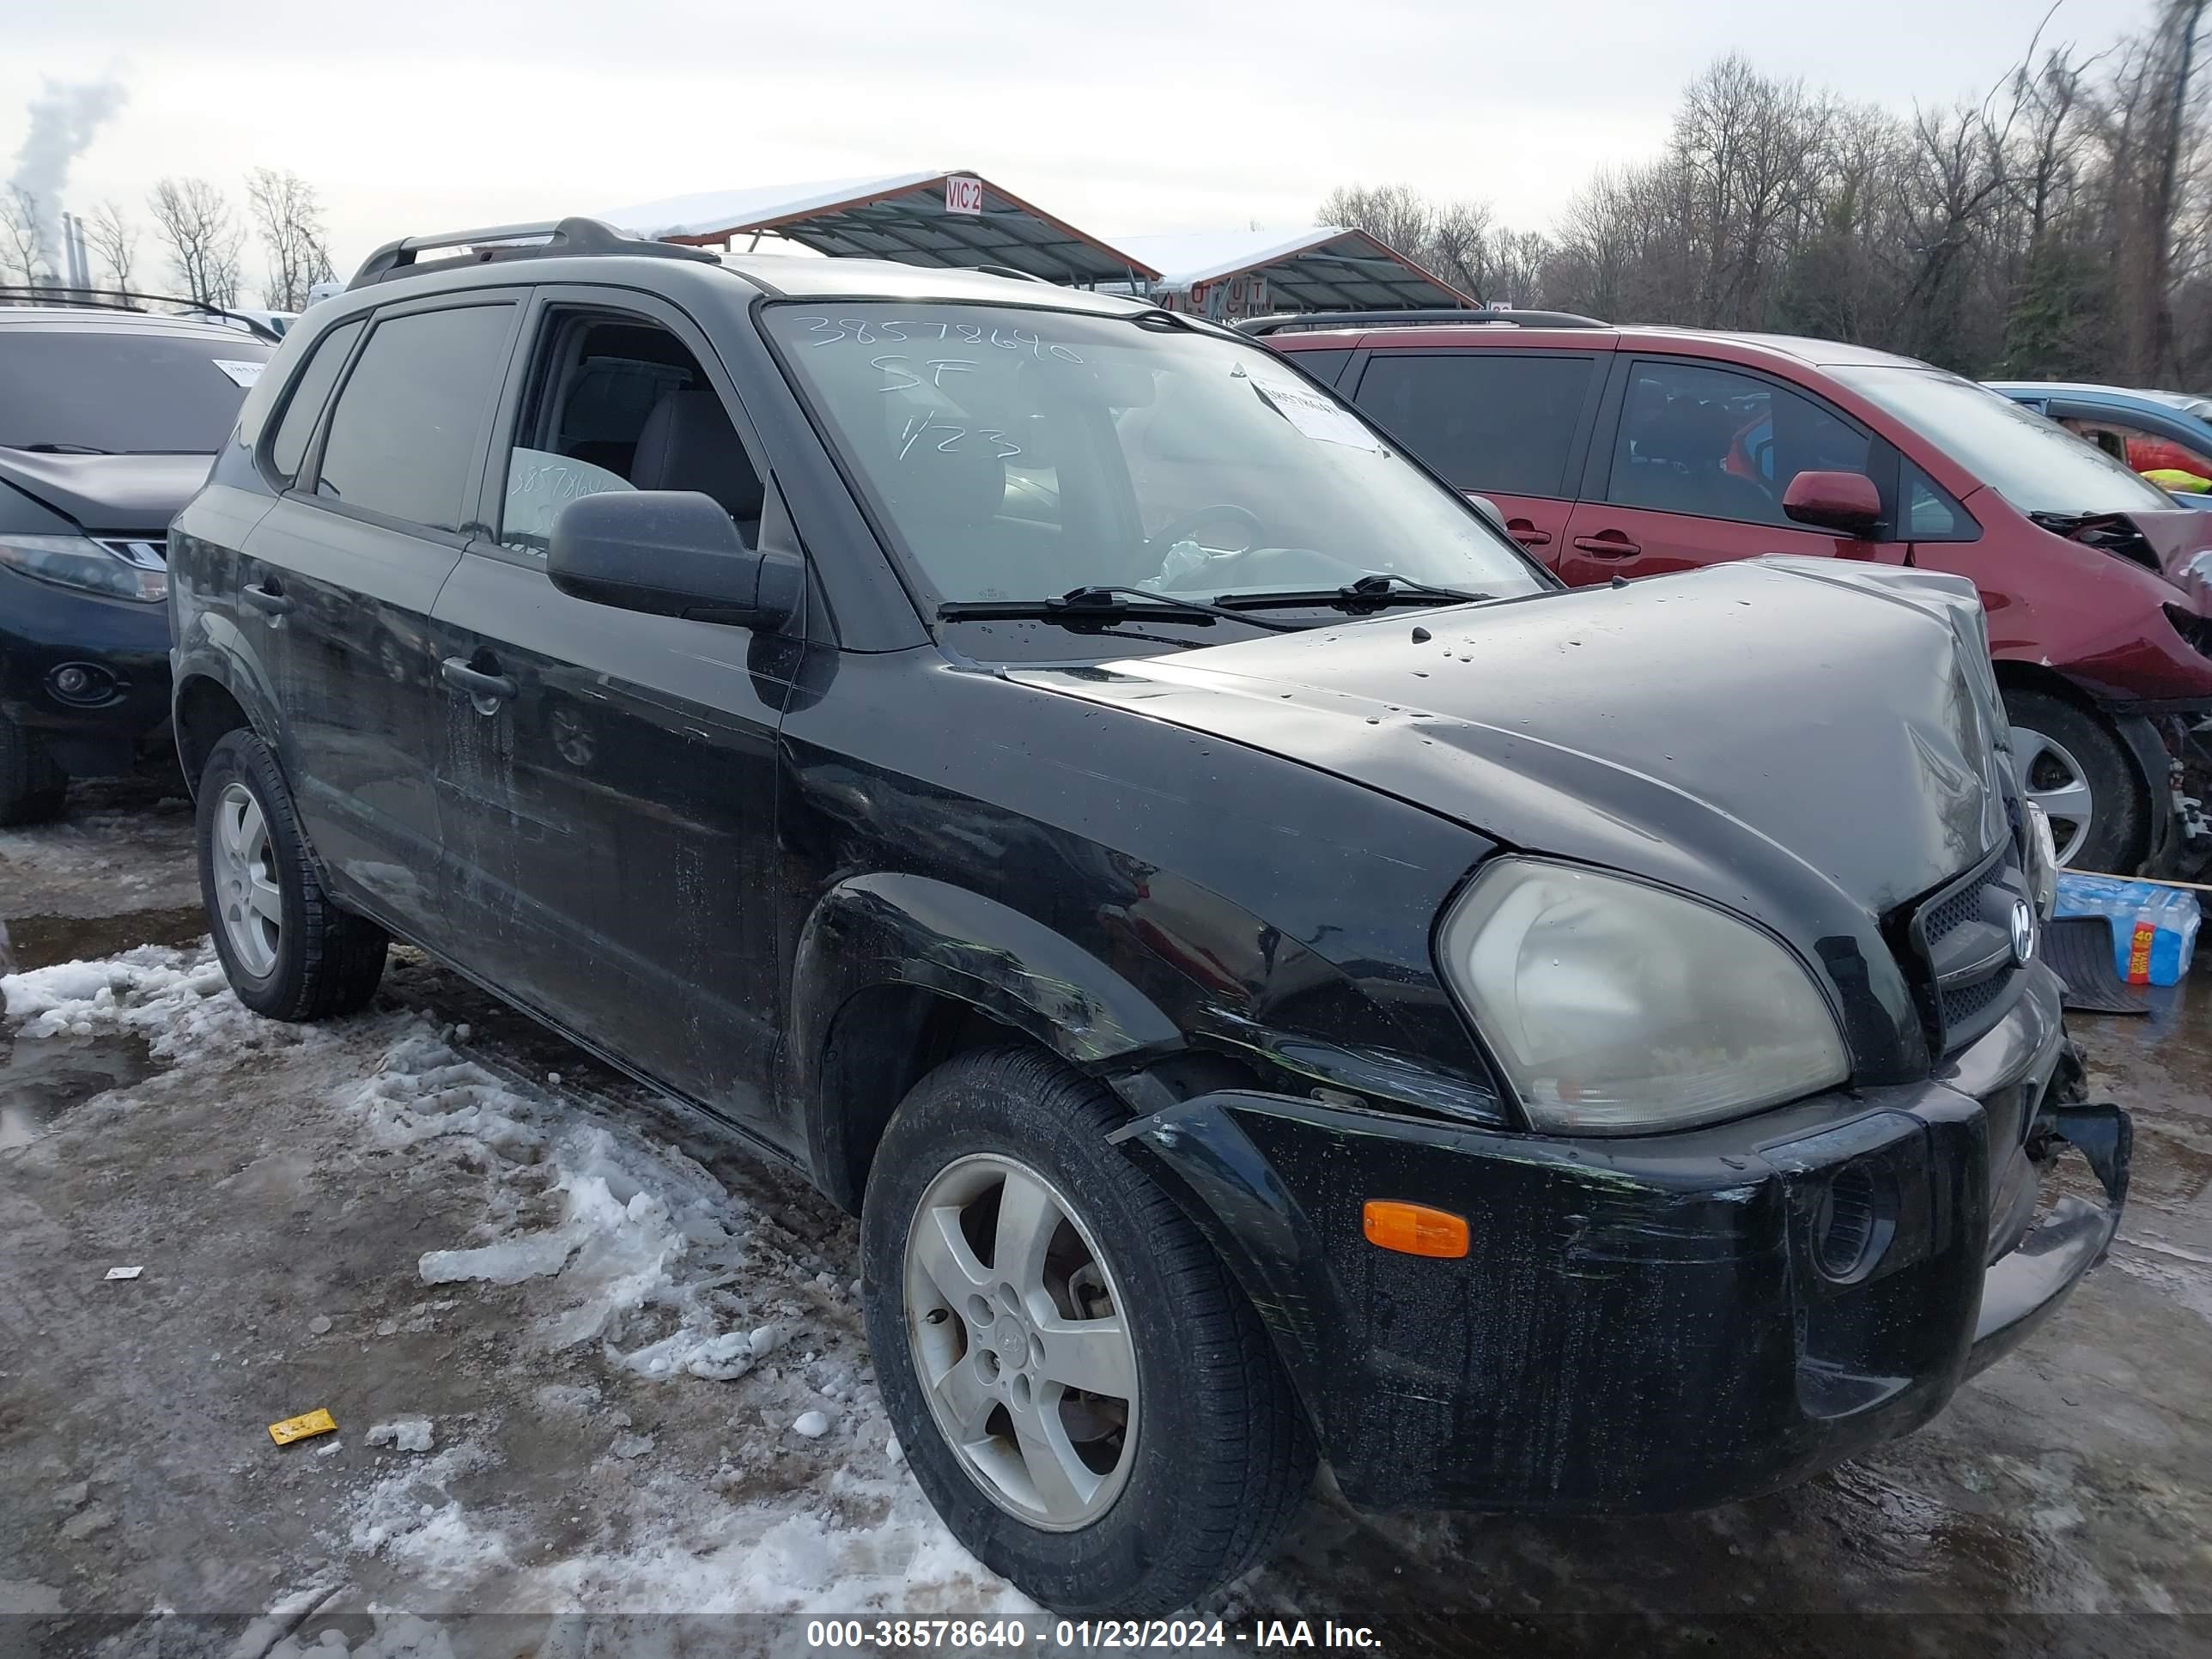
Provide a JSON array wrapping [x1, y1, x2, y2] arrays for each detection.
[[348, 216, 723, 291], [0, 285, 287, 343], [971, 264, 1056, 285], [1237, 307, 1607, 336]]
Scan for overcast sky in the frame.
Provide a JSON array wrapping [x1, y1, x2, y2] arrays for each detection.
[[9, 0, 2152, 289]]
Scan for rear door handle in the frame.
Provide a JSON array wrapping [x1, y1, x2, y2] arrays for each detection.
[[1506, 520, 1553, 548], [441, 656, 517, 703], [242, 580, 295, 616], [1571, 532, 1641, 557]]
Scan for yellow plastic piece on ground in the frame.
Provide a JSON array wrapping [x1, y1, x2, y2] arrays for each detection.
[[268, 1408, 337, 1446]]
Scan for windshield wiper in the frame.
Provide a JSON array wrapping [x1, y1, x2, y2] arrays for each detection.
[[938, 586, 1307, 632], [5, 441, 116, 455], [1211, 573, 1492, 612]]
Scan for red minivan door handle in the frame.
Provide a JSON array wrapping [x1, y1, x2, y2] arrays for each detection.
[[1571, 530, 1642, 557], [1506, 519, 1553, 548]]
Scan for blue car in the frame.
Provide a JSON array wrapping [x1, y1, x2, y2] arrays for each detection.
[[1985, 381, 2212, 507]]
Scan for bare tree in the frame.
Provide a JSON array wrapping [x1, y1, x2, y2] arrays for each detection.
[[1318, 183, 1438, 263], [246, 167, 334, 311], [149, 177, 244, 308], [84, 200, 138, 295], [1, 185, 49, 284]]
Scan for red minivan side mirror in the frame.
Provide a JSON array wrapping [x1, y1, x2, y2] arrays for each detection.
[[1782, 471, 1883, 536]]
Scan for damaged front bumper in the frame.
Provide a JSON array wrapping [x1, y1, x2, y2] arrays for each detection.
[[1112, 964, 2128, 1515]]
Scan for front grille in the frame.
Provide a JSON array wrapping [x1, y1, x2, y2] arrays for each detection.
[[1903, 842, 2034, 1056], [92, 538, 166, 569]]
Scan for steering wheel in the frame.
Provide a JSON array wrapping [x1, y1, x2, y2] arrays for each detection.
[[1148, 503, 1266, 554]]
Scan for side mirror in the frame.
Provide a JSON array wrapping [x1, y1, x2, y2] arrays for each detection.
[[1781, 471, 1882, 536], [1466, 494, 1511, 537], [548, 490, 800, 628]]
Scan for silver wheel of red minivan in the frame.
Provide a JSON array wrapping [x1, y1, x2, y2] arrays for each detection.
[[2005, 690, 2147, 872]]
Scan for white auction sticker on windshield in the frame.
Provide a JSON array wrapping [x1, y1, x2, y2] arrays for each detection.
[[212, 359, 265, 388], [1254, 380, 1379, 450]]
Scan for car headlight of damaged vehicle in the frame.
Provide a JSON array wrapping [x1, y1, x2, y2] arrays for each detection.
[[0, 533, 167, 603], [1437, 860, 1850, 1133]]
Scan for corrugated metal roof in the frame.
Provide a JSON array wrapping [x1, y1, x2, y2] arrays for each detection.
[[1111, 227, 1475, 312], [599, 173, 1158, 286]]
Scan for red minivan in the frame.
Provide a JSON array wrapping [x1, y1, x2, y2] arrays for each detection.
[[1260, 317, 2212, 874]]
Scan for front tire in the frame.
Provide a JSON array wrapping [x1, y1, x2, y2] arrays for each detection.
[[2004, 690, 2148, 872], [196, 728, 387, 1019], [0, 716, 68, 826], [862, 1047, 1314, 1614]]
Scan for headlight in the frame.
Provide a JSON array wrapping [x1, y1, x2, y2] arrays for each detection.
[[1437, 859, 1849, 1133], [2022, 800, 2058, 920], [0, 533, 167, 603]]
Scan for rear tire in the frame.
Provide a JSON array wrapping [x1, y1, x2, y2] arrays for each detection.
[[861, 1046, 1314, 1614], [196, 728, 387, 1020], [0, 717, 68, 827], [2004, 690, 2148, 873]]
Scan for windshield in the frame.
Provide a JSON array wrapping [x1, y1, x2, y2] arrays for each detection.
[[764, 303, 1546, 608], [1832, 366, 2175, 517], [0, 328, 270, 454]]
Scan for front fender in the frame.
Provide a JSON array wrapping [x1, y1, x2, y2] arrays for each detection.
[[791, 872, 1183, 1192]]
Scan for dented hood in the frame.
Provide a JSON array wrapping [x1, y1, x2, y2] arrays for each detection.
[[0, 449, 215, 534], [2130, 507, 2212, 597], [1011, 559, 2011, 938]]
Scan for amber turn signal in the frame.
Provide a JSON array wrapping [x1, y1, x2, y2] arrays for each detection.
[[1362, 1200, 1469, 1258]]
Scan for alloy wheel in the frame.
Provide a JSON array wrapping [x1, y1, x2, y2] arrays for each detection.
[[211, 781, 283, 976], [2009, 724, 2094, 867], [902, 1152, 1139, 1531]]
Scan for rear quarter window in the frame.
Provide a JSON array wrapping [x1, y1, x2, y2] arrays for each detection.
[[1351, 352, 1595, 497], [1282, 348, 1352, 388], [267, 319, 365, 484]]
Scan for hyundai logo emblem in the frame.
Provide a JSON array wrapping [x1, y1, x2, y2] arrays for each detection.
[[2009, 899, 2036, 967]]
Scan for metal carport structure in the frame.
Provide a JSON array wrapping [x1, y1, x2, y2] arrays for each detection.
[[599, 172, 1159, 288], [1106, 228, 1476, 319]]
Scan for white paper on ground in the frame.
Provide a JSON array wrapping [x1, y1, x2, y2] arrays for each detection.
[[104, 1267, 143, 1280]]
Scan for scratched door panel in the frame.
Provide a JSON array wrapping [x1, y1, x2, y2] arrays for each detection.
[[428, 550, 789, 1130]]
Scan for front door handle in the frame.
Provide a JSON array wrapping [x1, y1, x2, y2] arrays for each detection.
[[1506, 520, 1553, 548], [242, 580, 295, 616], [1571, 532, 1642, 558], [441, 656, 517, 704]]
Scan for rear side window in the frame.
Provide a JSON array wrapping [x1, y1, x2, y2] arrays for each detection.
[[1351, 353, 1594, 497], [313, 305, 515, 532], [0, 328, 270, 455], [1286, 349, 1352, 388], [1607, 359, 1869, 527], [267, 319, 363, 483]]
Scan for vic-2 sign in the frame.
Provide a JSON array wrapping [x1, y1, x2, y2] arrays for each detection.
[[944, 176, 984, 216]]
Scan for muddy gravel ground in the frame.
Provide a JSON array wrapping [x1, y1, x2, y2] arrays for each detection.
[[1, 784, 2208, 1659]]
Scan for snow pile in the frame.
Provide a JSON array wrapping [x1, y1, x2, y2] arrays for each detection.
[[1, 941, 270, 1060], [522, 1468, 1039, 1616], [344, 1439, 512, 1585], [366, 1417, 434, 1454], [352, 1031, 804, 1382], [266, 1614, 456, 1659]]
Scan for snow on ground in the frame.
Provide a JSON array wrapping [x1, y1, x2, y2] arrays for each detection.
[[0, 945, 1037, 1641]]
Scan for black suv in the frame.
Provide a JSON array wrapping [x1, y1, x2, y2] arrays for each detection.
[[168, 220, 2130, 1613], [0, 304, 273, 821]]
